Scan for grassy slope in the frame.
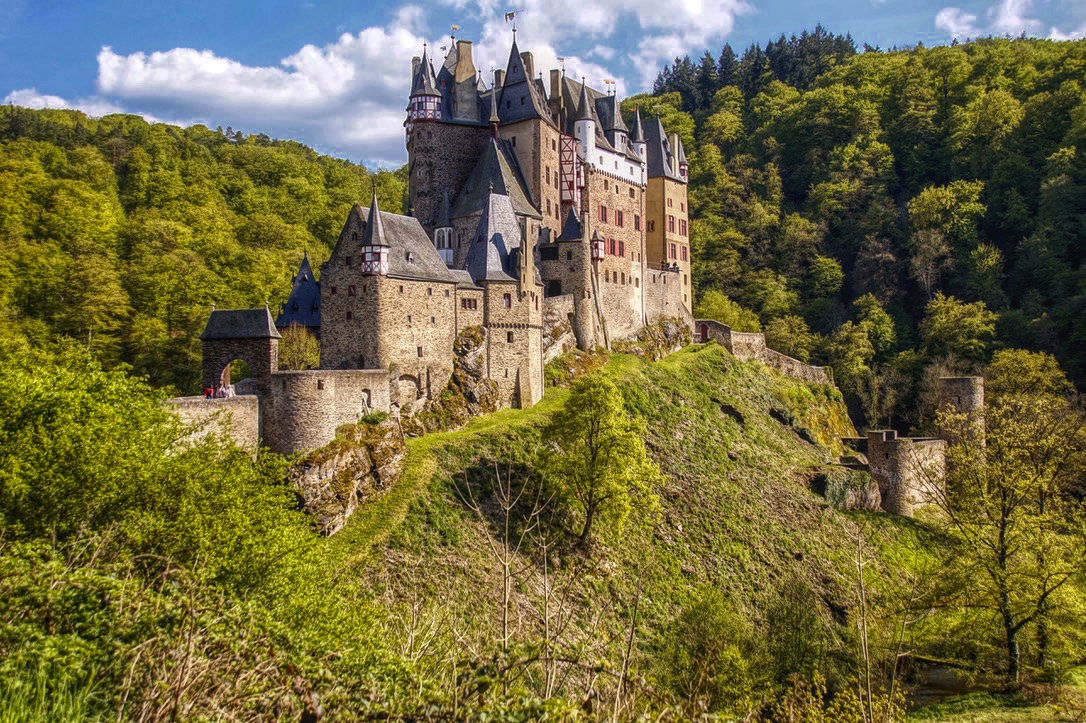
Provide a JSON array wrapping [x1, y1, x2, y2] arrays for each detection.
[[327, 343, 1019, 710]]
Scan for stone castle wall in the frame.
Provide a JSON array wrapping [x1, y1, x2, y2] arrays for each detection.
[[542, 294, 577, 363], [696, 319, 832, 386], [866, 430, 946, 516], [644, 267, 692, 327], [585, 169, 646, 342], [168, 395, 261, 455], [261, 369, 391, 455], [481, 282, 544, 407], [645, 176, 692, 312]]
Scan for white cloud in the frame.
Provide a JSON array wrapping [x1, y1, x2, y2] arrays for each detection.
[[935, 7, 981, 38], [3, 87, 124, 117], [936, 0, 1080, 40], [12, 0, 751, 164]]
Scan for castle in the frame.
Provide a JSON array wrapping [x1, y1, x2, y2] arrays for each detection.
[[190, 35, 699, 454]]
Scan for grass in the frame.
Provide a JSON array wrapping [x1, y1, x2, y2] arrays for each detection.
[[908, 668, 1086, 722]]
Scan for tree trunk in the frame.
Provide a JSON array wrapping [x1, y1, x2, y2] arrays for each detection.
[[1004, 616, 1021, 686], [579, 504, 596, 546]]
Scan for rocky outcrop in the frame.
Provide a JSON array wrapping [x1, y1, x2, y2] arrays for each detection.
[[803, 466, 882, 511], [612, 317, 691, 360], [289, 420, 406, 535]]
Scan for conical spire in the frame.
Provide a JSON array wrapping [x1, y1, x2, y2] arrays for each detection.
[[603, 95, 627, 133], [630, 106, 645, 143], [503, 37, 524, 85], [361, 187, 389, 247], [411, 45, 441, 97], [575, 80, 593, 122]]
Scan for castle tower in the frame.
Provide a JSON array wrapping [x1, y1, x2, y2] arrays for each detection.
[[937, 376, 986, 449], [405, 43, 491, 235], [275, 251, 321, 337], [573, 81, 596, 160], [644, 117, 691, 313]]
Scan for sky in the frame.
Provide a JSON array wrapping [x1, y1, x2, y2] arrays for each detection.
[[1, 0, 1084, 166]]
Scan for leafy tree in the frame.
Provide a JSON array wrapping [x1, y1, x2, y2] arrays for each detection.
[[694, 290, 762, 332], [540, 375, 660, 545], [765, 315, 818, 362], [934, 379, 1086, 682], [278, 322, 320, 371], [822, 321, 875, 394], [853, 294, 896, 357], [920, 293, 997, 361]]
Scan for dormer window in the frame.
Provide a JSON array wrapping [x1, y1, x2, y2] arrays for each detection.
[[406, 251, 415, 263]]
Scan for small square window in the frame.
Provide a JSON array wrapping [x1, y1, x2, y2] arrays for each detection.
[[346, 311, 353, 320], [331, 286, 337, 295], [317, 379, 324, 390], [431, 316, 436, 324], [348, 285, 356, 296], [503, 293, 512, 308], [507, 331, 514, 343], [417, 346, 423, 357], [399, 285, 404, 293], [427, 287, 432, 295]]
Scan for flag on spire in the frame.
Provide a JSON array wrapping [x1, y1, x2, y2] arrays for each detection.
[[504, 11, 516, 21]]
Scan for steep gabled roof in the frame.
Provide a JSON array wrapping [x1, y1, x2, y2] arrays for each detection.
[[465, 187, 521, 283], [410, 47, 441, 98], [435, 190, 452, 229], [275, 253, 320, 330], [496, 40, 553, 125], [329, 197, 458, 284], [629, 107, 645, 143], [202, 308, 281, 340], [559, 76, 615, 152], [643, 116, 684, 182], [556, 208, 584, 242], [575, 81, 594, 122], [595, 94, 627, 134], [452, 138, 541, 220]]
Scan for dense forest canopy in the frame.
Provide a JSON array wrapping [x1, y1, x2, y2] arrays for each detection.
[[642, 32, 1086, 426], [0, 108, 406, 392]]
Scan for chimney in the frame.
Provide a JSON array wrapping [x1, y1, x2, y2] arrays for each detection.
[[668, 133, 680, 167], [520, 51, 535, 82], [454, 40, 475, 84], [495, 69, 505, 87], [411, 56, 420, 78], [550, 69, 561, 103]]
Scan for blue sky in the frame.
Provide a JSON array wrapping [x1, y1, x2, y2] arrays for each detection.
[[2, 0, 1083, 166]]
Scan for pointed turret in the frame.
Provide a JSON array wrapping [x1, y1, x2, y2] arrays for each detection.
[[675, 134, 689, 180], [496, 37, 551, 123], [276, 251, 320, 333], [359, 189, 390, 275], [573, 79, 596, 160], [407, 46, 441, 127], [556, 207, 584, 242], [630, 107, 647, 162]]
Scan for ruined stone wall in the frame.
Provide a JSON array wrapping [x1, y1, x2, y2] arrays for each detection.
[[262, 369, 392, 455], [408, 122, 491, 233], [867, 430, 946, 516], [168, 395, 261, 454], [695, 319, 832, 386]]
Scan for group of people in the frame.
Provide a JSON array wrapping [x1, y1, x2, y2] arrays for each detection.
[[203, 383, 235, 399]]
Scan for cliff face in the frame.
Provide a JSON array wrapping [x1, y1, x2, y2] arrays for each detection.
[[289, 420, 406, 535]]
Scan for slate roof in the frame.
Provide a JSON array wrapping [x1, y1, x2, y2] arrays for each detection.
[[629, 107, 645, 143], [452, 138, 541, 220], [559, 77, 616, 153], [201, 308, 281, 340], [643, 116, 684, 182], [496, 39, 554, 125], [410, 48, 441, 98], [556, 208, 584, 242], [465, 188, 522, 283], [595, 93, 628, 134], [275, 253, 320, 330], [332, 198, 459, 284], [435, 190, 452, 228]]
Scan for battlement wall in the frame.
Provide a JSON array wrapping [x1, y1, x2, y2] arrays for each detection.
[[696, 319, 832, 386], [168, 395, 261, 455]]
